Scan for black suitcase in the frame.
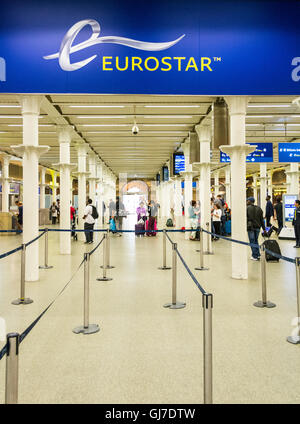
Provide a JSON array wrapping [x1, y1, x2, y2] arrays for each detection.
[[135, 223, 145, 236], [263, 239, 281, 262]]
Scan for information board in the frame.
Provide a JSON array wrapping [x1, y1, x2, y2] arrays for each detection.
[[278, 143, 300, 162], [220, 143, 273, 163], [173, 154, 185, 175], [283, 194, 298, 222]]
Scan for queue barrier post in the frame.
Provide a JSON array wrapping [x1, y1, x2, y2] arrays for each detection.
[[39, 228, 53, 270], [97, 233, 112, 282], [158, 229, 171, 270], [287, 257, 300, 344], [101, 229, 115, 269], [253, 245, 276, 309], [163, 242, 186, 309], [5, 332, 19, 404], [204, 222, 213, 255], [203, 293, 213, 404], [195, 228, 209, 271], [73, 253, 100, 335], [12, 244, 33, 305]]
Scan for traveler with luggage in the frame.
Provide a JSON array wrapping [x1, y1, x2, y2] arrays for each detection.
[[83, 198, 98, 244], [247, 197, 266, 260], [115, 196, 126, 236], [136, 202, 147, 222], [274, 196, 283, 233], [188, 200, 200, 240], [265, 195, 274, 227], [211, 203, 222, 240], [292, 200, 300, 248]]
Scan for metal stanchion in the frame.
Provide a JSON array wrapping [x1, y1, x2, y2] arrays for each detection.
[[287, 257, 300, 344], [253, 245, 276, 308], [5, 332, 19, 404], [101, 229, 115, 269], [39, 229, 53, 270], [158, 229, 171, 270], [73, 253, 100, 335], [12, 244, 33, 305], [204, 222, 213, 255], [97, 233, 113, 282], [163, 243, 186, 309], [195, 228, 209, 271], [203, 293, 213, 404]]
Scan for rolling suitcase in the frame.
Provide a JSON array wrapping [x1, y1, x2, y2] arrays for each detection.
[[263, 239, 281, 262], [225, 220, 231, 235], [135, 223, 145, 236]]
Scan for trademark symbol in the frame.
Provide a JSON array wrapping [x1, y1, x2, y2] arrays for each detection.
[[213, 57, 222, 62]]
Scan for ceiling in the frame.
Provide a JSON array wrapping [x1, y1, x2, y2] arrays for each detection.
[[0, 94, 299, 179]]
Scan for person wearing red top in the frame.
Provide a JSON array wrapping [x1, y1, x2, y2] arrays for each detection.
[[70, 204, 76, 223]]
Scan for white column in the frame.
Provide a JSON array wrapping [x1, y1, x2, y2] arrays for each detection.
[[267, 169, 273, 198], [55, 127, 75, 254], [220, 96, 255, 280], [286, 167, 291, 193], [96, 161, 103, 225], [52, 172, 57, 203], [1, 154, 11, 212], [194, 124, 212, 253], [287, 163, 300, 196], [174, 176, 182, 228], [214, 171, 220, 196], [252, 174, 258, 205], [88, 153, 97, 204], [259, 163, 267, 212], [70, 176, 74, 205], [11, 96, 49, 281], [39, 167, 46, 209], [75, 144, 89, 241], [180, 172, 194, 239], [225, 166, 231, 207]]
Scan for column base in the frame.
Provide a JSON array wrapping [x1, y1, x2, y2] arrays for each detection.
[[158, 266, 172, 270], [39, 265, 53, 269], [100, 265, 115, 269], [163, 301, 186, 309], [72, 324, 100, 335], [96, 277, 113, 281], [195, 266, 209, 271]]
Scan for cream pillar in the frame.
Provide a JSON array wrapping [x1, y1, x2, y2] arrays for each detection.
[[88, 153, 97, 204], [52, 172, 58, 203], [55, 127, 75, 254], [174, 176, 182, 228], [181, 139, 195, 239], [214, 171, 220, 196], [286, 167, 291, 193], [75, 144, 89, 241], [220, 96, 255, 280], [11, 96, 49, 281], [96, 161, 103, 225], [259, 163, 267, 212], [267, 169, 273, 198], [1, 154, 11, 212], [39, 167, 46, 209], [225, 166, 231, 207], [252, 174, 258, 204], [286, 163, 300, 196], [194, 124, 212, 253]]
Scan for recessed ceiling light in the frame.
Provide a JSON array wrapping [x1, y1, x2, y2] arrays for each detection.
[[77, 115, 128, 118], [144, 105, 201, 108], [0, 105, 20, 108], [143, 115, 194, 118], [81, 124, 129, 127], [142, 124, 191, 127], [246, 115, 274, 118], [68, 105, 125, 108], [248, 104, 291, 108]]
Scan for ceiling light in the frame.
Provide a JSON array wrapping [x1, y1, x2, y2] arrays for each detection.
[[77, 115, 128, 118], [144, 105, 201, 108], [142, 124, 191, 127], [246, 115, 274, 118], [81, 124, 129, 127], [0, 105, 20, 108], [68, 105, 125, 108], [143, 115, 194, 118], [248, 104, 291, 108]]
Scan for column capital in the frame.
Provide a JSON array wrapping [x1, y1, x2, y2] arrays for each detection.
[[285, 170, 300, 176], [57, 125, 73, 143], [219, 144, 255, 157], [180, 171, 197, 179], [18, 95, 43, 115], [11, 144, 49, 158], [1, 153, 12, 164], [192, 162, 210, 171], [53, 163, 77, 170], [195, 124, 211, 142], [224, 96, 250, 116], [75, 143, 89, 156], [73, 171, 90, 177]]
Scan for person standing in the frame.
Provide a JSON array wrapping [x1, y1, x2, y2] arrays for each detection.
[[274, 196, 283, 233], [211, 203, 222, 240], [265, 195, 274, 227], [292, 200, 300, 248], [188, 200, 200, 240], [15, 200, 23, 230], [108, 198, 115, 223], [247, 197, 266, 261], [83, 198, 95, 244], [115, 196, 126, 236], [50, 202, 58, 225]]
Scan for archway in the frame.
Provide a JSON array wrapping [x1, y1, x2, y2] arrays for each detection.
[[120, 180, 149, 217]]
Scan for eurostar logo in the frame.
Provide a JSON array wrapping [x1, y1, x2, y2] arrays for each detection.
[[44, 19, 185, 71]]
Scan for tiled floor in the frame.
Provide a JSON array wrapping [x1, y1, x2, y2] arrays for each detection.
[[0, 218, 299, 404]]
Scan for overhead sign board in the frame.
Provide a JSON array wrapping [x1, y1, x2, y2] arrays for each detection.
[[1, 0, 300, 94], [173, 154, 185, 175], [220, 143, 273, 163], [278, 143, 300, 162]]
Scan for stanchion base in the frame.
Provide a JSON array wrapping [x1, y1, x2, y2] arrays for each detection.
[[204, 251, 214, 255], [11, 298, 33, 305], [96, 277, 113, 281], [39, 265, 54, 269], [100, 265, 115, 269], [287, 335, 300, 344], [253, 301, 276, 308], [158, 266, 172, 270], [195, 267, 209, 271], [72, 324, 100, 335], [163, 301, 186, 309]]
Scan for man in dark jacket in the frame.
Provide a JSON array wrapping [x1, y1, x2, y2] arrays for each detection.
[[292, 200, 300, 248], [247, 197, 266, 260], [265, 195, 274, 227]]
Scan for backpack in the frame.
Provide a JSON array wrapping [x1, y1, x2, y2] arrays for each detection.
[[166, 218, 173, 227], [91, 205, 99, 219]]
